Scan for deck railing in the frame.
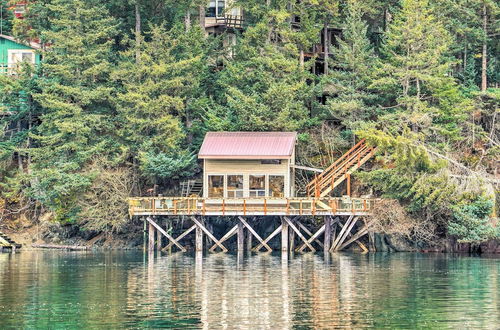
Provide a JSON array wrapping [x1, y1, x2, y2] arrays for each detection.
[[128, 196, 377, 217], [215, 15, 244, 29]]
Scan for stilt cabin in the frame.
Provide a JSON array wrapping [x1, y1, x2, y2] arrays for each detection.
[[129, 131, 378, 217], [199, 132, 296, 199], [130, 132, 382, 253], [0, 34, 41, 75]]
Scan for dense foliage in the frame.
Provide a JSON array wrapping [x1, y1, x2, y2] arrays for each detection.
[[0, 0, 498, 244]]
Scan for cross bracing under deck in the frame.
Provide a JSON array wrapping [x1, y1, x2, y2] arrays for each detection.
[[128, 197, 378, 217]]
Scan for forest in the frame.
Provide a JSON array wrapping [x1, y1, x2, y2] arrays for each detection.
[[0, 0, 498, 247]]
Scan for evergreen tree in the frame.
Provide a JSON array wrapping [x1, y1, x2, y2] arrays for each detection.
[[113, 25, 209, 183], [28, 0, 119, 221], [326, 0, 377, 128]]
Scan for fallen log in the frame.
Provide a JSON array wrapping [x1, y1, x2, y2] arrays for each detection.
[[32, 244, 88, 251]]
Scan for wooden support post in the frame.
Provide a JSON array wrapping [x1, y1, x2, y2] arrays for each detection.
[[324, 216, 332, 254], [191, 217, 228, 252], [237, 220, 245, 252], [156, 228, 162, 251], [238, 216, 272, 252], [333, 216, 359, 252], [281, 217, 289, 252], [330, 215, 353, 252], [346, 173, 351, 197], [246, 228, 253, 252], [283, 217, 315, 252], [164, 224, 196, 251], [338, 220, 373, 251], [148, 218, 155, 252], [289, 225, 295, 253], [147, 217, 186, 252], [195, 219, 203, 252]]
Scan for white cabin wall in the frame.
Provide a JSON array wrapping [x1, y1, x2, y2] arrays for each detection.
[[203, 159, 291, 198]]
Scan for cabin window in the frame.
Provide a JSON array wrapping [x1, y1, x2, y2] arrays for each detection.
[[208, 175, 224, 198], [268, 175, 285, 198], [261, 160, 281, 165], [227, 175, 243, 198], [249, 175, 266, 197], [207, 0, 224, 17]]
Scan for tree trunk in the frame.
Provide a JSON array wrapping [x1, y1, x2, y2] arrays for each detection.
[[185, 7, 191, 31], [199, 5, 206, 31], [481, 1, 487, 91], [135, 1, 141, 64], [323, 22, 328, 75], [17, 120, 22, 171], [299, 49, 304, 68]]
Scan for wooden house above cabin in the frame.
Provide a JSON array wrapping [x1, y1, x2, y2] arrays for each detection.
[[199, 132, 297, 199], [0, 34, 41, 75]]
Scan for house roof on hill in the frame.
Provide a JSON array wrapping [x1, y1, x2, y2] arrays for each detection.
[[0, 34, 41, 49], [198, 132, 297, 159]]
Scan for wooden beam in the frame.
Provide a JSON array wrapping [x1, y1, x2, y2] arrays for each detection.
[[238, 216, 272, 252], [164, 224, 196, 251], [195, 221, 203, 252], [148, 221, 155, 252], [297, 222, 324, 248], [291, 164, 324, 173], [324, 216, 332, 253], [246, 228, 253, 252], [297, 225, 325, 252], [237, 221, 245, 252], [335, 218, 369, 252], [147, 217, 186, 252], [253, 225, 282, 252], [209, 225, 238, 252], [283, 217, 315, 252], [281, 217, 289, 252], [191, 217, 228, 252], [338, 220, 374, 251], [330, 215, 353, 252], [333, 216, 359, 252]]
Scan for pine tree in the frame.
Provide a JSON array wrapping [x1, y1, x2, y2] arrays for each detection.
[[113, 25, 208, 183], [326, 0, 377, 128], [28, 0, 119, 221]]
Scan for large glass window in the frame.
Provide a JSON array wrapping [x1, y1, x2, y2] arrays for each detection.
[[249, 175, 266, 197], [269, 175, 285, 197], [208, 175, 224, 198], [227, 175, 244, 198], [207, 0, 224, 17]]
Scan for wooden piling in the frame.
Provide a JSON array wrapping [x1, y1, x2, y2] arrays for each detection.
[[324, 216, 332, 254], [246, 229, 253, 252], [148, 218, 155, 252], [195, 218, 203, 252], [237, 220, 245, 252], [156, 218, 162, 251], [281, 217, 289, 252]]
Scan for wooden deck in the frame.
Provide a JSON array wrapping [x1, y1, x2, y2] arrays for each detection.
[[129, 196, 378, 217]]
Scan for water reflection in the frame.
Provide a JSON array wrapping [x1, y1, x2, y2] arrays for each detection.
[[1, 251, 499, 328]]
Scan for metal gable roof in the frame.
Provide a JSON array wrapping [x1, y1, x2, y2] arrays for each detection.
[[198, 132, 297, 159]]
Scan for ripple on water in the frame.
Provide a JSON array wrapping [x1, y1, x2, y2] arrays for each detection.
[[0, 251, 499, 329]]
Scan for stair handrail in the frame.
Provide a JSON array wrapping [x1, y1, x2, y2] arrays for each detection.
[[310, 145, 372, 193], [306, 138, 367, 190], [314, 146, 376, 196]]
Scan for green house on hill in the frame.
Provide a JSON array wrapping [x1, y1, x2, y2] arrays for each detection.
[[0, 34, 41, 75]]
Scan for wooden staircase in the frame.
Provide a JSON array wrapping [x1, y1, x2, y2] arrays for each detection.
[[307, 139, 376, 198], [0, 231, 21, 251], [180, 179, 203, 197]]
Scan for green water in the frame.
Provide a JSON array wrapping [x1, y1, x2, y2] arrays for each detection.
[[0, 251, 499, 329]]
